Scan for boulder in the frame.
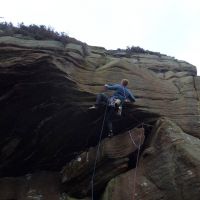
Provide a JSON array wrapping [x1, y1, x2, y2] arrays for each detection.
[[101, 118, 200, 200], [0, 171, 61, 200], [61, 128, 145, 197]]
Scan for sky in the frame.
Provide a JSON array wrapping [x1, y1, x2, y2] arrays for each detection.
[[0, 0, 199, 75]]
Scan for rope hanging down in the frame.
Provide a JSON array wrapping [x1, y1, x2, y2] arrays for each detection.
[[129, 125, 143, 200], [90, 87, 148, 200], [91, 102, 108, 200]]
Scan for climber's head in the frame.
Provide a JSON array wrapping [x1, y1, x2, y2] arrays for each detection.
[[121, 79, 129, 87]]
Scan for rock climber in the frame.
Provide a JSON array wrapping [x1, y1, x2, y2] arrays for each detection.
[[89, 79, 136, 137]]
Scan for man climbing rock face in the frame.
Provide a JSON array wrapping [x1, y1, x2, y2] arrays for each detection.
[[89, 79, 136, 138]]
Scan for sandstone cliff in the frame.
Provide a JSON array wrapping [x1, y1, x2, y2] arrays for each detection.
[[0, 32, 199, 200]]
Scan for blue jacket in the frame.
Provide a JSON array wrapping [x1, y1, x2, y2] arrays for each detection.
[[105, 84, 136, 102]]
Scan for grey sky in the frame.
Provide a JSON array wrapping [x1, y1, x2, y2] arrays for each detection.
[[1, 0, 199, 74]]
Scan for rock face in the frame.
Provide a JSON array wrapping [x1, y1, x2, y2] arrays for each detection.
[[61, 128, 145, 197], [101, 118, 200, 200], [0, 34, 199, 199], [0, 171, 61, 200]]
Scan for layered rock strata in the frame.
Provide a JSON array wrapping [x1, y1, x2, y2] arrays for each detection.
[[61, 128, 145, 197], [0, 35, 199, 200], [101, 118, 200, 200]]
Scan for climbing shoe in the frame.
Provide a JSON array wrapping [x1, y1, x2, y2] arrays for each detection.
[[108, 130, 113, 138], [88, 105, 98, 110]]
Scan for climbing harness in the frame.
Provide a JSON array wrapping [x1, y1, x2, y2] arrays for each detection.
[[109, 96, 121, 107], [91, 101, 108, 200], [90, 87, 126, 198], [90, 85, 150, 199]]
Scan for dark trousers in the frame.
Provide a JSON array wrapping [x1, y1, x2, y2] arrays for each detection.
[[95, 93, 109, 105], [96, 93, 115, 132]]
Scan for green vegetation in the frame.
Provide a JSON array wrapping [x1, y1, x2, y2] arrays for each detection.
[[108, 46, 165, 57], [0, 22, 82, 45], [126, 46, 164, 56], [0, 22, 164, 57]]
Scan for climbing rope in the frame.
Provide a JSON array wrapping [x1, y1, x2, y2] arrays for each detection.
[[90, 87, 127, 199], [91, 102, 108, 200], [129, 130, 139, 148], [129, 124, 143, 200], [90, 86, 153, 199]]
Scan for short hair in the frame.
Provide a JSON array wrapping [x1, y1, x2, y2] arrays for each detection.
[[121, 79, 129, 86]]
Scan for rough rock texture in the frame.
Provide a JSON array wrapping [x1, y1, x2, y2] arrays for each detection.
[[61, 128, 145, 197], [101, 118, 200, 200], [0, 35, 199, 199], [0, 171, 61, 200]]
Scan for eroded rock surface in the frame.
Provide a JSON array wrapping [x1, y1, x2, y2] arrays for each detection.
[[101, 118, 200, 200], [61, 128, 145, 197], [0, 171, 61, 200], [0, 35, 199, 199]]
